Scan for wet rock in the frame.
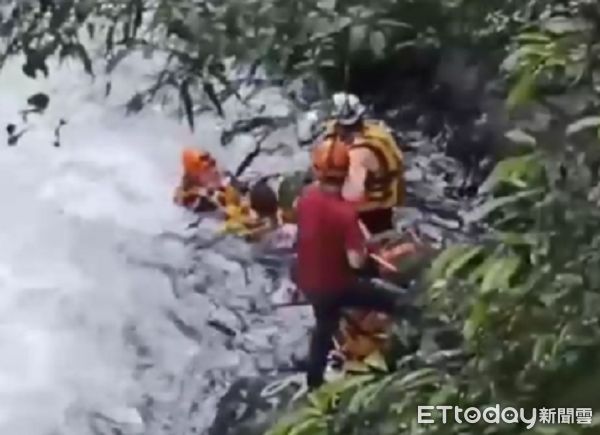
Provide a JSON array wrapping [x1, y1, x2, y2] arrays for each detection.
[[202, 70, 488, 435], [416, 223, 446, 245], [427, 213, 462, 231], [273, 332, 310, 370], [404, 166, 425, 183], [240, 325, 278, 352], [208, 375, 304, 435], [394, 207, 424, 230], [407, 182, 447, 205]]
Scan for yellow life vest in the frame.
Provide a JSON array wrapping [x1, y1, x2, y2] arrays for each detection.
[[223, 207, 293, 241], [324, 119, 405, 210]]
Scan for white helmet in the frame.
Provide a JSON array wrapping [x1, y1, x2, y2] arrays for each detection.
[[331, 92, 365, 125]]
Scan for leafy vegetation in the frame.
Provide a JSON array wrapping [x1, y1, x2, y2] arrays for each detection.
[[264, 2, 600, 434], [0, 0, 549, 129], [4, 0, 600, 434]]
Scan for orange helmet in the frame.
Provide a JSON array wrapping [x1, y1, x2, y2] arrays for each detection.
[[182, 148, 216, 175], [311, 137, 350, 181]]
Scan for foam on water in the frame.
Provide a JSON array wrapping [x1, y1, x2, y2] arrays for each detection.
[[0, 52, 310, 435]]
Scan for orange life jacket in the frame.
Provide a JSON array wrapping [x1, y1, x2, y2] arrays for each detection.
[[337, 310, 392, 361], [323, 120, 405, 211]]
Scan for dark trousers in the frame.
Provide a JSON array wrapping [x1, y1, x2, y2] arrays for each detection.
[[302, 283, 399, 389]]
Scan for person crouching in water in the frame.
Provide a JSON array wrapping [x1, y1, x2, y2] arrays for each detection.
[[174, 148, 227, 212], [295, 137, 411, 389], [322, 92, 405, 235]]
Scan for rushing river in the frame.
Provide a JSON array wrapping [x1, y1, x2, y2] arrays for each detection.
[[0, 52, 312, 435]]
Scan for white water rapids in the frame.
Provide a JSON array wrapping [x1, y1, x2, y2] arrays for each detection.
[[0, 52, 313, 435]]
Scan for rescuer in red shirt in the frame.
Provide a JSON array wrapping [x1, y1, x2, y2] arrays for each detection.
[[295, 136, 406, 389]]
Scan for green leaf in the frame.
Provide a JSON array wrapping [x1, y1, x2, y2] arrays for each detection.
[[288, 417, 325, 435], [507, 66, 537, 111], [378, 18, 411, 29], [429, 384, 457, 406], [480, 256, 520, 293], [393, 39, 416, 51], [347, 376, 393, 413], [467, 255, 498, 284], [369, 30, 386, 58], [532, 425, 567, 435], [335, 16, 353, 31], [268, 408, 318, 435], [494, 231, 536, 247], [479, 153, 542, 192], [542, 16, 588, 35], [347, 380, 383, 413], [566, 116, 600, 136], [392, 368, 440, 390], [532, 335, 553, 363], [464, 299, 487, 340], [505, 128, 536, 146], [499, 256, 522, 286], [515, 32, 552, 44], [444, 246, 485, 279], [429, 244, 473, 280], [462, 189, 543, 223], [307, 390, 328, 414], [326, 374, 375, 396], [317, 0, 336, 10], [349, 24, 367, 53]]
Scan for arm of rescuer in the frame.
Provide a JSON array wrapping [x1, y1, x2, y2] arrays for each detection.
[[344, 209, 380, 277], [342, 148, 370, 203]]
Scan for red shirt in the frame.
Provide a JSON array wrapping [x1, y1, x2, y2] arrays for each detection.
[[296, 184, 366, 293]]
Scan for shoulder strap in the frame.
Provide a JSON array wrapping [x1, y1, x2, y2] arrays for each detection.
[[350, 142, 400, 186]]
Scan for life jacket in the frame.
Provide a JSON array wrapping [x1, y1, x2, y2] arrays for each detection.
[[175, 178, 241, 213], [222, 205, 294, 241], [173, 175, 213, 210], [175, 148, 227, 210], [323, 119, 405, 211]]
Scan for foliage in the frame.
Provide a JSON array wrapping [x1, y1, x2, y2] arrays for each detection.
[[0, 0, 550, 129], [268, 2, 600, 434], [4, 1, 600, 434]]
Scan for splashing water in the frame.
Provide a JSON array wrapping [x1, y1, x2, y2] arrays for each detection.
[[0, 52, 311, 435]]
